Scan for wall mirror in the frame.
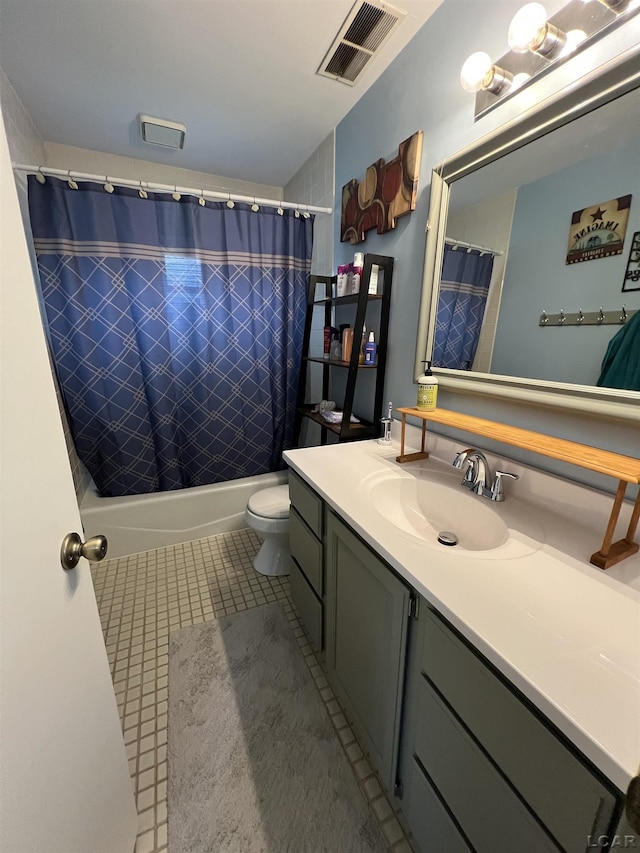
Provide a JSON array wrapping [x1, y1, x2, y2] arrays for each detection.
[[415, 47, 640, 422]]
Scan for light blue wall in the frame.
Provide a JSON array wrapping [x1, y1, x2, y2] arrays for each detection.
[[334, 0, 640, 493], [491, 139, 640, 385]]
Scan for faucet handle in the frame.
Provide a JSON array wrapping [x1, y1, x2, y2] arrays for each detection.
[[452, 448, 476, 469], [490, 470, 518, 502]]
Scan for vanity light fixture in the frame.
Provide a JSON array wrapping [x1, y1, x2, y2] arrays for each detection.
[[461, 0, 640, 118]]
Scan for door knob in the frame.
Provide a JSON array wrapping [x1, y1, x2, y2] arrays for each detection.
[[60, 532, 108, 571]]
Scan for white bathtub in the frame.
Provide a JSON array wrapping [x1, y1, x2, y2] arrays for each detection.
[[80, 471, 288, 559]]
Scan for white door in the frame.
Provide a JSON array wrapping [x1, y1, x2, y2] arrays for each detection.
[[0, 114, 137, 851]]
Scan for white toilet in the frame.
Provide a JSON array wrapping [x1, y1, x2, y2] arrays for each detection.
[[245, 484, 290, 576]]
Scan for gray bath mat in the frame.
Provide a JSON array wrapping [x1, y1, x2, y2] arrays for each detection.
[[168, 603, 387, 852]]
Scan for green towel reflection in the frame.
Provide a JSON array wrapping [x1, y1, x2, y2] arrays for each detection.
[[596, 310, 640, 391]]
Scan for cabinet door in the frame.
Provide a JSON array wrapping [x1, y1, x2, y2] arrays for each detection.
[[325, 511, 410, 792]]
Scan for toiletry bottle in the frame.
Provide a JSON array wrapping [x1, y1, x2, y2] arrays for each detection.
[[336, 265, 349, 297], [368, 263, 379, 295], [330, 330, 342, 361], [364, 331, 377, 365], [417, 360, 438, 411], [342, 327, 354, 363], [358, 324, 367, 365], [352, 252, 364, 294], [323, 326, 331, 358]]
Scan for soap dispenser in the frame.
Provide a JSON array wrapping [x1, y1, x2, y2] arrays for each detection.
[[417, 360, 438, 411]]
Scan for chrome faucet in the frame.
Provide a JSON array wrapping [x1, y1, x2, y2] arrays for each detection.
[[379, 402, 393, 443], [452, 447, 518, 501]]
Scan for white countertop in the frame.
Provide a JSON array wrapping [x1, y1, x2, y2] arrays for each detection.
[[283, 426, 640, 793]]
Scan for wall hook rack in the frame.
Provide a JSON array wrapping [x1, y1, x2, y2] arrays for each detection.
[[539, 306, 638, 327]]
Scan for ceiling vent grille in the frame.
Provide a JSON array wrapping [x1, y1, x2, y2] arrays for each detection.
[[317, 0, 406, 86]]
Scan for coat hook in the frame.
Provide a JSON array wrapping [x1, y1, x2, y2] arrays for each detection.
[[620, 305, 628, 323], [558, 308, 566, 324], [597, 307, 605, 323], [541, 309, 548, 325], [577, 307, 584, 324]]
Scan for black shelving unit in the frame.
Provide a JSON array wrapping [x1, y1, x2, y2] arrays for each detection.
[[293, 253, 394, 445]]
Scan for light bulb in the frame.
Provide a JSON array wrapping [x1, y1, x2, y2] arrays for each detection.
[[560, 29, 587, 56], [508, 2, 566, 57], [511, 72, 532, 90], [460, 52, 493, 93], [460, 52, 512, 95], [508, 3, 548, 52]]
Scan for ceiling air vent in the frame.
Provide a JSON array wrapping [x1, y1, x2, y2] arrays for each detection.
[[317, 0, 406, 86]]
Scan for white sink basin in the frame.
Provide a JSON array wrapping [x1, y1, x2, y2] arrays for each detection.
[[361, 464, 545, 558]]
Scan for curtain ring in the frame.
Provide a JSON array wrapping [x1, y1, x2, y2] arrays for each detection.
[[276, 204, 284, 216], [198, 189, 206, 207], [104, 176, 114, 193], [172, 186, 181, 201], [35, 167, 46, 184], [226, 194, 235, 209], [251, 197, 259, 212], [67, 170, 78, 190], [294, 209, 300, 218], [138, 181, 148, 199]]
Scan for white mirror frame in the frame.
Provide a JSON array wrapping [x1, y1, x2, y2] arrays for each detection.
[[415, 44, 640, 424]]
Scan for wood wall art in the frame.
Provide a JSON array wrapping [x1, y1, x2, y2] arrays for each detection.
[[340, 131, 423, 245]]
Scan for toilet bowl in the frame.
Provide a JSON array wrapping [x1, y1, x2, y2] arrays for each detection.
[[245, 484, 290, 576]]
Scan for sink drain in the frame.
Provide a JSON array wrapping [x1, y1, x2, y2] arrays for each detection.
[[437, 531, 459, 547]]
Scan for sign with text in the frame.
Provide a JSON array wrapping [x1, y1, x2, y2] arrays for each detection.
[[566, 194, 632, 264]]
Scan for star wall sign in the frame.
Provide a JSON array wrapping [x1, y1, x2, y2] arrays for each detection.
[[566, 195, 632, 264]]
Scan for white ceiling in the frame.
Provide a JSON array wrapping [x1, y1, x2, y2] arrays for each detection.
[[0, 0, 443, 187]]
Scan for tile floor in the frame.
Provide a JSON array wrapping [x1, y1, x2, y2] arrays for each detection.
[[91, 528, 412, 853]]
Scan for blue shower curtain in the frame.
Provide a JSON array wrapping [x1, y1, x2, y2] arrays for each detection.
[[28, 176, 313, 497], [433, 245, 494, 370]]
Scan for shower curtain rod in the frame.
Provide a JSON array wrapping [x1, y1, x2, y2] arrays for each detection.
[[12, 163, 333, 215], [445, 236, 503, 256]]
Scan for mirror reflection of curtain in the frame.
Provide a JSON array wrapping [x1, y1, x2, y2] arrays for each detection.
[[433, 245, 495, 370], [27, 176, 313, 497]]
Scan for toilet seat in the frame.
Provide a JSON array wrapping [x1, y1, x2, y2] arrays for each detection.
[[246, 485, 290, 519]]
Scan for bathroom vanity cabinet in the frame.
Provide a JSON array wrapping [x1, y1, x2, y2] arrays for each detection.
[[286, 468, 630, 853], [288, 470, 325, 654], [325, 510, 411, 793], [399, 605, 621, 853]]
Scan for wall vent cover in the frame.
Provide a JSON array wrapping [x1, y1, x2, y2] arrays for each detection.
[[317, 0, 406, 86], [138, 114, 186, 149]]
